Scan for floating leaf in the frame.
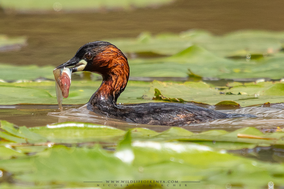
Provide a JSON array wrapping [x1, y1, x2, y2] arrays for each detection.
[[0, 64, 54, 81], [0, 34, 26, 52], [0, 80, 152, 105], [0, 120, 26, 138], [29, 122, 126, 143], [0, 120, 46, 143], [18, 145, 134, 183], [144, 81, 284, 107], [187, 69, 202, 81], [0, 131, 26, 143], [215, 101, 240, 108], [0, 0, 174, 13], [110, 30, 284, 57], [153, 88, 185, 103], [129, 45, 240, 78], [130, 128, 158, 138], [0, 147, 26, 160], [1, 120, 284, 187]]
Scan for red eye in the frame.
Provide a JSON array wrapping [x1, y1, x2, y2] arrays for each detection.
[[85, 52, 92, 60]]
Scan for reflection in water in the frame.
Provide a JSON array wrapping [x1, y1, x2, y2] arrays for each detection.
[[1, 104, 284, 132]]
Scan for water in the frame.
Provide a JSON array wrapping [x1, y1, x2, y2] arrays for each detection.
[[46, 104, 284, 132], [1, 103, 283, 134]]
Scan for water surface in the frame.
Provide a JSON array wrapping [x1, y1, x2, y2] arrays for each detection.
[[1, 104, 283, 133]]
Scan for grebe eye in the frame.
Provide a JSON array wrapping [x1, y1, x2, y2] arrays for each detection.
[[84, 52, 92, 60]]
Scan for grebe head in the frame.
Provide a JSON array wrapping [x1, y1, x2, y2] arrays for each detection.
[[57, 41, 129, 78], [57, 41, 130, 106]]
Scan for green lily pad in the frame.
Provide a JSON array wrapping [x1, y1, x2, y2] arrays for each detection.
[[0, 80, 152, 105], [151, 127, 194, 142], [108, 30, 284, 80], [153, 88, 185, 103], [144, 81, 284, 107], [18, 145, 134, 183], [215, 54, 284, 79], [129, 45, 240, 78], [0, 0, 174, 13], [215, 101, 240, 108], [0, 147, 26, 160], [0, 64, 54, 81], [109, 30, 284, 57], [29, 122, 126, 143], [0, 120, 26, 138], [1, 129, 284, 188], [110, 31, 196, 55], [118, 133, 284, 187], [128, 45, 284, 79], [2, 79, 284, 107], [0, 34, 26, 52], [130, 128, 158, 138], [224, 127, 264, 137], [0, 120, 46, 143], [0, 131, 26, 143], [1, 120, 284, 188]]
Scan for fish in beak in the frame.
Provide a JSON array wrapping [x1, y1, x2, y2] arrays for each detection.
[[53, 58, 87, 110]]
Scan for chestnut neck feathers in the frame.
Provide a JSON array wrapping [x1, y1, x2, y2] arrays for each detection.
[[87, 44, 129, 107]]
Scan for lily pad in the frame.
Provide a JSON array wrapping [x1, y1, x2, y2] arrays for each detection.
[[3, 120, 284, 152], [0, 147, 26, 160], [29, 122, 125, 143], [215, 101, 240, 108], [0, 34, 26, 52], [129, 45, 241, 78], [0, 64, 54, 81], [144, 81, 284, 107], [0, 120, 46, 143], [18, 145, 135, 183], [128, 45, 284, 79], [109, 30, 284, 57], [1, 128, 284, 188], [0, 0, 174, 13], [2, 79, 284, 107], [0, 80, 152, 105]]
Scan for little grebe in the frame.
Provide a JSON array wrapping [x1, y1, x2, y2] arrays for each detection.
[[56, 41, 251, 126]]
